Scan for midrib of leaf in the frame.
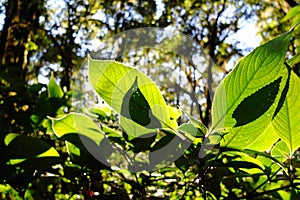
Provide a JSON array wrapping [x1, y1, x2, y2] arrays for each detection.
[[211, 31, 291, 131], [219, 65, 290, 150], [212, 56, 281, 131]]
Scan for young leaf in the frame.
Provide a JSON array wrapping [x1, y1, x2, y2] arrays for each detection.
[[271, 140, 290, 163], [48, 72, 64, 98]]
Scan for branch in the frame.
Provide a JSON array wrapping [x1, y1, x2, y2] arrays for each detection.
[[239, 182, 300, 199], [285, 0, 299, 7]]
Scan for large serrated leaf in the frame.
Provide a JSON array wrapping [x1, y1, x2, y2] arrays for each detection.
[[212, 31, 292, 150]]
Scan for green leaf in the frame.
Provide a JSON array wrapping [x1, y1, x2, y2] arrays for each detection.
[[87, 105, 113, 118], [272, 64, 291, 119], [213, 31, 292, 129], [177, 123, 203, 138], [221, 150, 266, 174], [120, 116, 156, 140], [167, 105, 182, 129], [246, 125, 280, 151], [242, 149, 285, 169], [287, 53, 300, 66], [282, 5, 300, 22], [0, 184, 22, 200], [88, 57, 170, 138], [129, 132, 157, 152], [51, 113, 110, 169], [232, 77, 281, 127], [271, 140, 290, 163], [101, 124, 123, 138], [183, 110, 207, 135], [52, 113, 104, 145], [224, 161, 264, 171], [48, 72, 63, 98], [4, 133, 60, 169], [212, 31, 292, 150], [121, 77, 161, 128], [272, 71, 300, 154]]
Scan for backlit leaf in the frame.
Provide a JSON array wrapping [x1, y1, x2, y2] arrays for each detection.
[[232, 77, 281, 127], [121, 77, 161, 128], [212, 31, 292, 150], [51, 113, 110, 169], [88, 57, 170, 138], [48, 72, 63, 98], [272, 71, 300, 154], [4, 133, 60, 169]]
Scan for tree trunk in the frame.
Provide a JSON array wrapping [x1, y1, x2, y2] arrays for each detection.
[[0, 0, 44, 79]]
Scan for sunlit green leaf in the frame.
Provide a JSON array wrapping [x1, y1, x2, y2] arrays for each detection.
[[287, 53, 300, 67], [282, 5, 300, 24], [87, 105, 113, 118], [183, 111, 207, 135], [272, 72, 300, 154], [271, 140, 290, 163], [222, 150, 266, 174], [272, 64, 291, 119], [177, 123, 203, 138], [121, 77, 161, 128], [51, 113, 110, 169], [88, 57, 170, 138], [4, 133, 60, 169], [232, 77, 281, 127], [48, 72, 64, 98], [212, 31, 292, 150], [52, 113, 104, 144], [167, 105, 182, 129]]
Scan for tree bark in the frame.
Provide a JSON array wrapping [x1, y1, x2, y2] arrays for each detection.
[[0, 0, 44, 79]]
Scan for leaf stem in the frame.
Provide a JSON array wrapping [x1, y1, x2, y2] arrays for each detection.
[[239, 182, 300, 199]]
